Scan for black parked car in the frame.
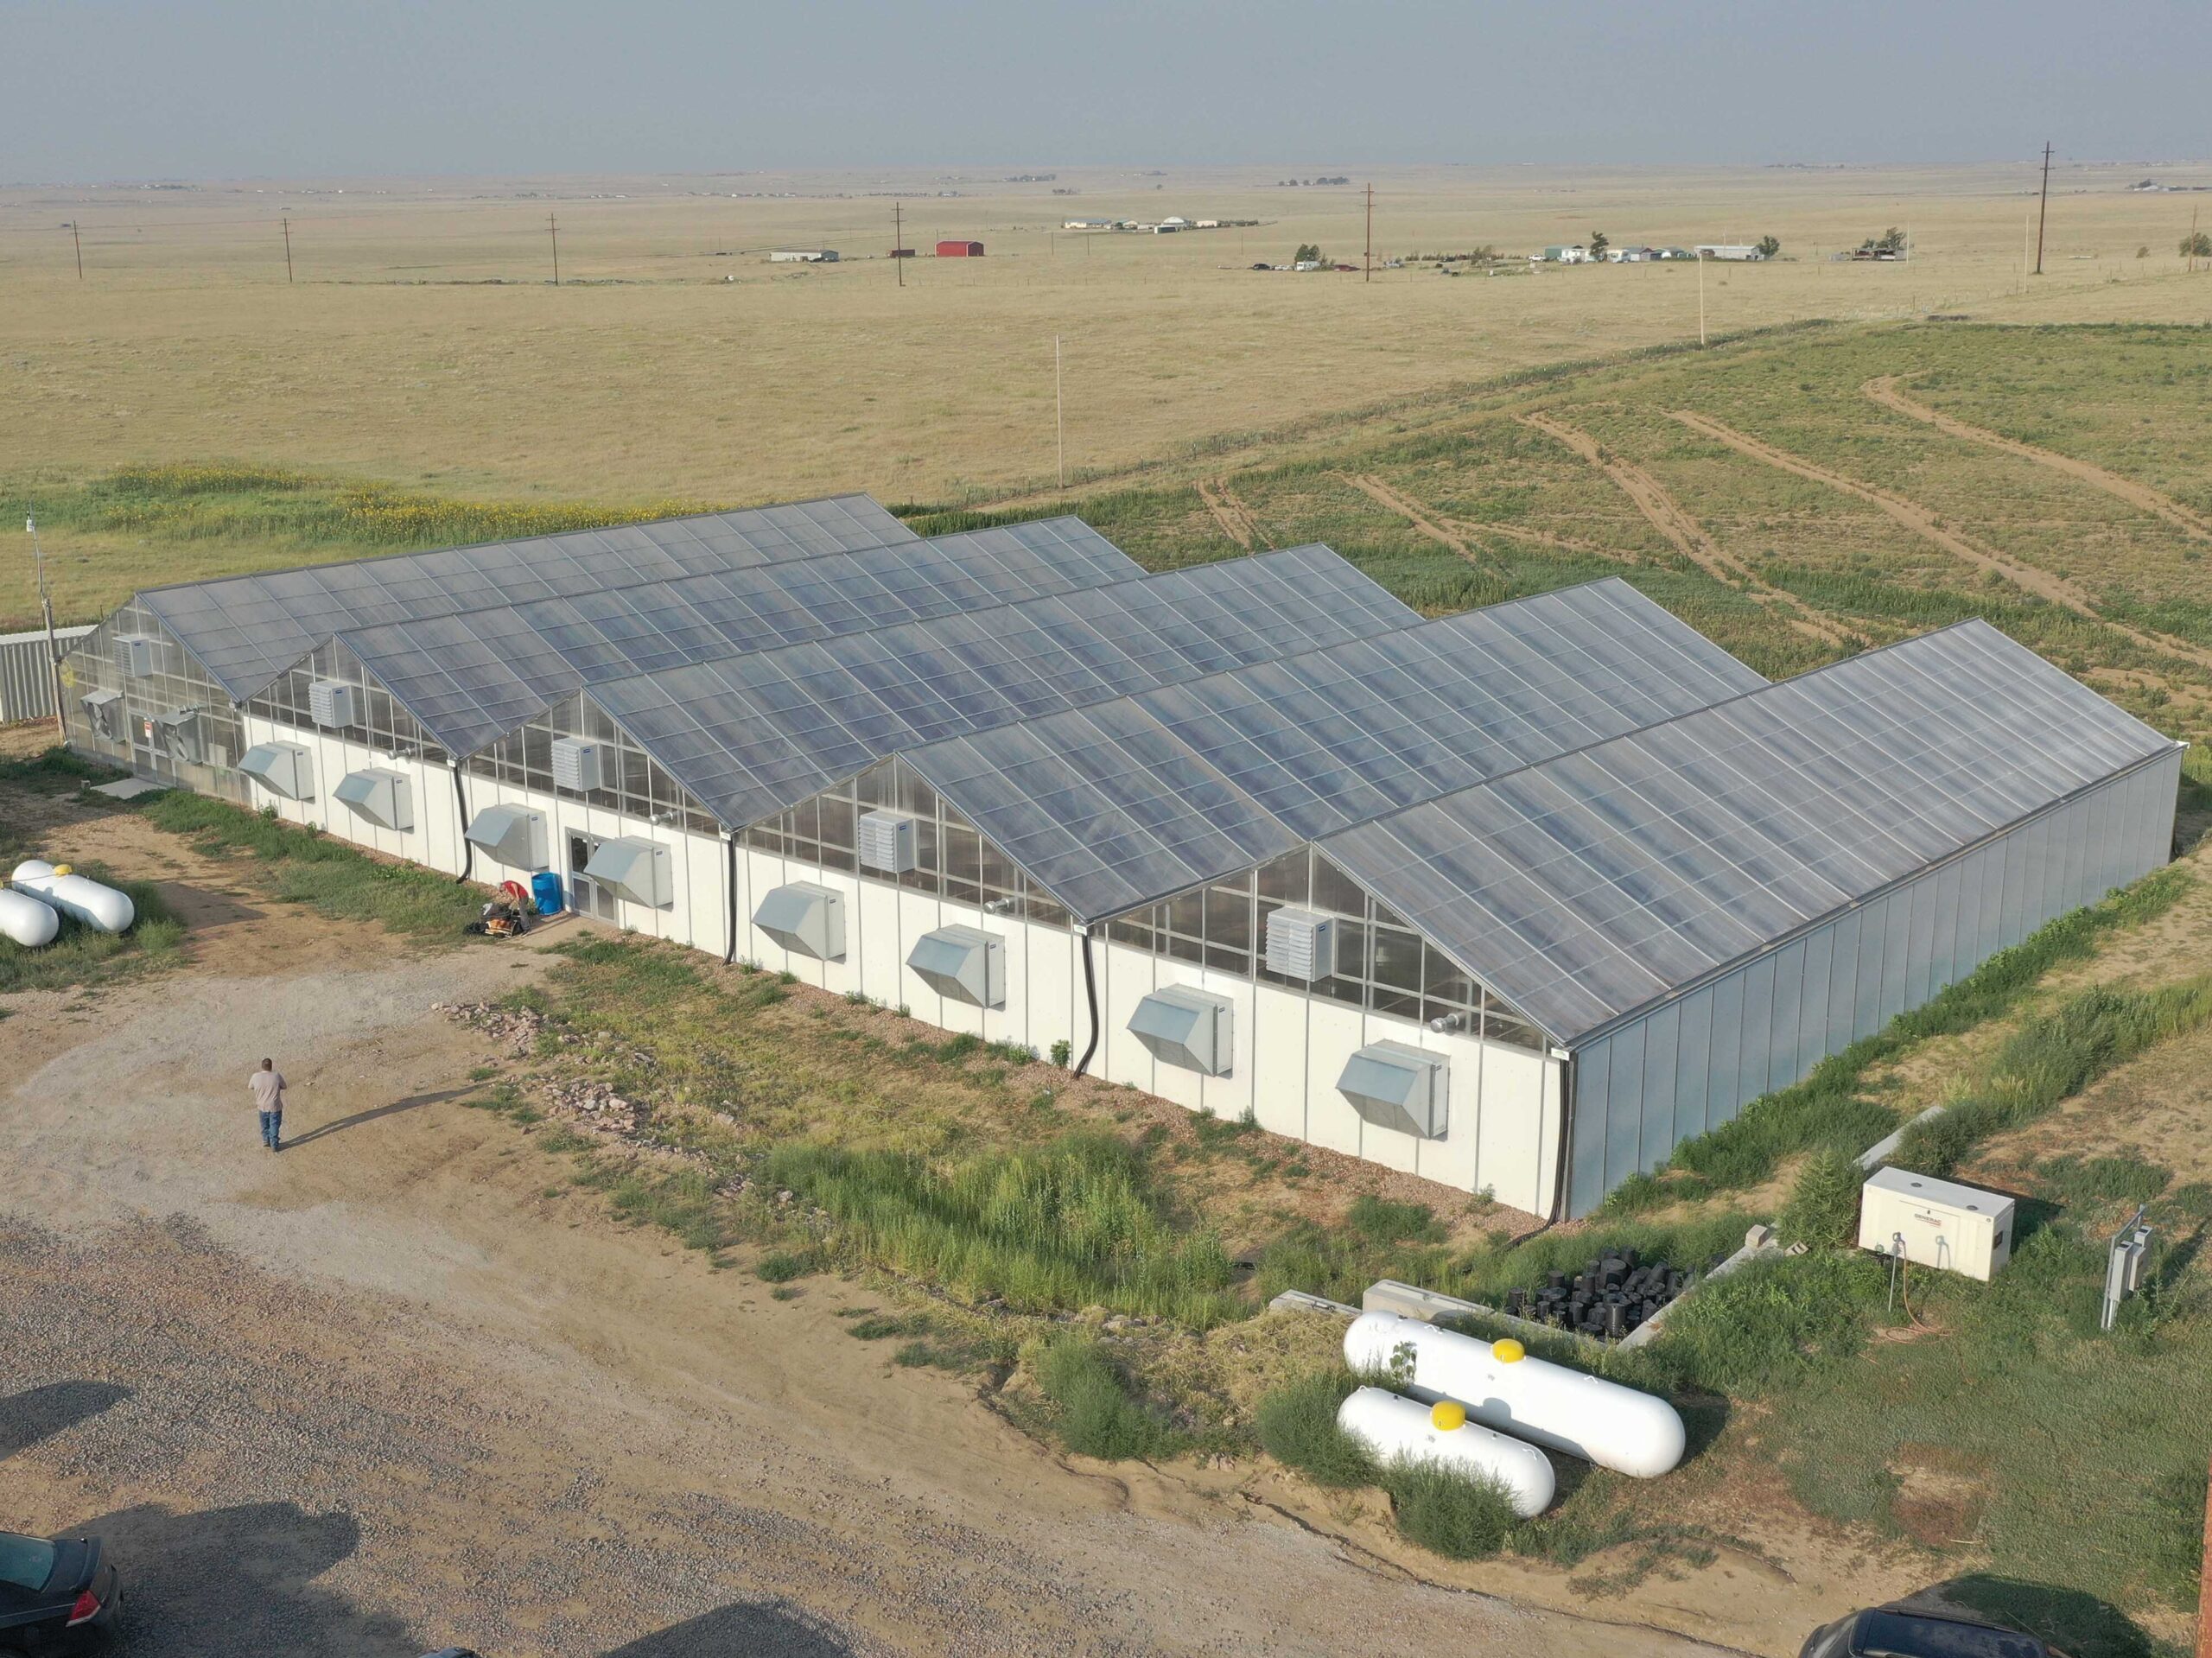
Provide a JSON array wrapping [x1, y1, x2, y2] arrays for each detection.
[[0, 1530, 119, 1650], [1801, 1605, 2050, 1657]]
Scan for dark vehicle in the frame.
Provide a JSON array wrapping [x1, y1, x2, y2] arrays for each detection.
[[1249, 262, 1273, 270], [420, 1650, 480, 1657], [1801, 1605, 2050, 1658], [0, 1530, 119, 1650]]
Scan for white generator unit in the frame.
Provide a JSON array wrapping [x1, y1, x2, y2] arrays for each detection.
[[857, 810, 917, 873], [1858, 1166, 2015, 1281], [308, 680, 359, 730], [1265, 907, 1336, 981], [551, 737, 606, 793]]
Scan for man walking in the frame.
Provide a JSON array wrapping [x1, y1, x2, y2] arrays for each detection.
[[250, 1058, 287, 1153]]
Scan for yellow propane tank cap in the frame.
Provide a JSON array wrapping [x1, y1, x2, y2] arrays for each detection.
[[52, 864, 72, 876], [1430, 1400, 1467, 1432], [1493, 1338, 1526, 1363]]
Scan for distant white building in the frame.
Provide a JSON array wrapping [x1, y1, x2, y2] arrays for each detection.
[[1540, 245, 1590, 264], [1694, 245, 1764, 261], [1063, 219, 1113, 230], [769, 248, 839, 263]]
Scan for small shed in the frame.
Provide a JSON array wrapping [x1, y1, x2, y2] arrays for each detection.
[[937, 239, 984, 257]]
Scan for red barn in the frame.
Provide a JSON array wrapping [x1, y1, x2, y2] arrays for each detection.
[[936, 239, 984, 257]]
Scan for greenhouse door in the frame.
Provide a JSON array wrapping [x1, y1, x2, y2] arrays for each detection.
[[569, 833, 616, 921]]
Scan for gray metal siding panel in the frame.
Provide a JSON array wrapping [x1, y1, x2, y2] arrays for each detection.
[[1639, 1006, 1680, 1173], [1904, 878, 1936, 1007], [1878, 894, 1914, 1021], [1929, 860, 1961, 993], [1739, 952, 1777, 1099], [1604, 1024, 1646, 1205], [1674, 986, 1713, 1141], [1853, 893, 1890, 1039], [1570, 1041, 1613, 1218], [1826, 907, 1861, 1051], [1797, 927, 1833, 1076], [1707, 972, 1745, 1123], [0, 630, 92, 722], [1972, 840, 2005, 964]]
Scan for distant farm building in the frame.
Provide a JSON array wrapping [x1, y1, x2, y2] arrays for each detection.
[[1694, 245, 1765, 261], [1063, 219, 1114, 230], [1539, 245, 1590, 264], [769, 249, 838, 263], [937, 239, 984, 257], [890, 247, 916, 258]]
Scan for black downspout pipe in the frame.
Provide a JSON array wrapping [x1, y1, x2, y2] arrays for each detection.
[[450, 762, 474, 884], [1073, 924, 1102, 1077], [723, 834, 739, 965], [1507, 1054, 1575, 1248]]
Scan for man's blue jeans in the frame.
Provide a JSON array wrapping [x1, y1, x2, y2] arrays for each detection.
[[259, 1109, 283, 1150]]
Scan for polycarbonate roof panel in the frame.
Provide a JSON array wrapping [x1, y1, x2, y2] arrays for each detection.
[[903, 579, 1766, 922], [141, 494, 915, 701], [1321, 620, 2177, 1045], [590, 544, 1418, 829], [335, 518, 1141, 755]]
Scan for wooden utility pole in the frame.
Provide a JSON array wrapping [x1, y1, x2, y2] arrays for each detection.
[[2190, 206, 2202, 276], [68, 222, 81, 280], [24, 517, 64, 745], [1697, 252, 1707, 346], [1054, 335, 1065, 489], [2197, 1446, 2211, 1658], [1364, 181, 1373, 282], [895, 202, 904, 287], [282, 215, 294, 284], [2034, 141, 2052, 275], [548, 213, 560, 286]]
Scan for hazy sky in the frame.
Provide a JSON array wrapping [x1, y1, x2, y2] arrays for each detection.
[[4, 0, 2206, 181]]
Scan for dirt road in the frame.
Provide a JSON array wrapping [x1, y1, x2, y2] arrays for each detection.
[[0, 795, 1752, 1658]]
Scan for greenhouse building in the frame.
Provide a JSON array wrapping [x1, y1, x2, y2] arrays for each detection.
[[60, 499, 2183, 1217]]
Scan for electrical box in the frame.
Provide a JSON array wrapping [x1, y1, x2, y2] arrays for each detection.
[[857, 810, 917, 873], [113, 635, 161, 678], [1858, 1166, 2014, 1282], [80, 690, 122, 740], [308, 680, 359, 730], [1266, 907, 1337, 981], [1129, 984, 1235, 1077], [551, 737, 606, 793]]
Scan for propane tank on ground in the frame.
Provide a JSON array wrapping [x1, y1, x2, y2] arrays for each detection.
[[1336, 1386, 1556, 1516], [11, 860, 136, 935], [0, 887, 60, 948], [1344, 1311, 1686, 1479]]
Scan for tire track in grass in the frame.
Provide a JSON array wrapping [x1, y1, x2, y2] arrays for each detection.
[[1342, 472, 1488, 567], [1197, 477, 1271, 549], [1516, 412, 1855, 648], [1864, 375, 2212, 543], [1667, 407, 2212, 675]]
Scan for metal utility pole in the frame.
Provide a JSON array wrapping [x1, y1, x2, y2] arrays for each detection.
[[282, 215, 294, 284], [1364, 181, 1373, 282], [68, 222, 82, 280], [24, 517, 65, 745], [2034, 141, 2052, 275], [895, 202, 904, 287], [1054, 335, 1065, 489], [548, 213, 560, 286]]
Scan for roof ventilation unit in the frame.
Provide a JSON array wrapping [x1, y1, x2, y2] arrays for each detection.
[[308, 680, 359, 730], [152, 708, 207, 765], [551, 738, 606, 793], [238, 740, 315, 802], [1128, 984, 1235, 1076], [113, 635, 161, 678], [857, 810, 917, 873], [80, 690, 122, 740], [582, 837, 673, 908], [754, 880, 846, 960], [464, 804, 549, 871], [334, 768, 415, 832], [1265, 908, 1337, 981], [908, 924, 1005, 1007], [1338, 1041, 1448, 1140]]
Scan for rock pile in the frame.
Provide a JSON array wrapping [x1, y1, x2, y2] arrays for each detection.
[[433, 999, 565, 1056], [542, 1078, 640, 1138]]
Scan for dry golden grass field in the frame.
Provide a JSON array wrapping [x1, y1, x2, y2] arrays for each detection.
[[6, 159, 2209, 543]]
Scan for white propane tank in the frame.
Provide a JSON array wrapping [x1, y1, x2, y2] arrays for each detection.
[[1344, 1312, 1687, 1479], [1336, 1386, 1555, 1517], [10, 860, 136, 935], [0, 887, 60, 948]]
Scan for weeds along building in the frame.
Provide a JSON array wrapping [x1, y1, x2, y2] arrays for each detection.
[[60, 502, 2183, 1217]]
